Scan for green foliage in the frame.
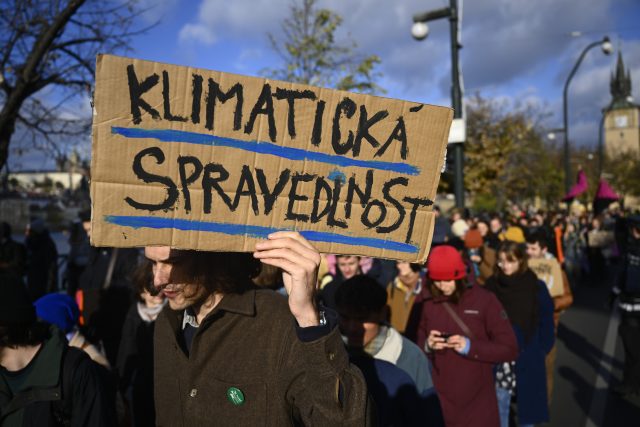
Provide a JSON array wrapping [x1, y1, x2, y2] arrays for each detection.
[[464, 94, 563, 209], [264, 0, 383, 94], [472, 192, 498, 212], [605, 150, 640, 197]]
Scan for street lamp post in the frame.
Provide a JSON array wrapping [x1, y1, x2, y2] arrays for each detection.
[[412, 0, 465, 209], [562, 36, 612, 194], [597, 109, 605, 177]]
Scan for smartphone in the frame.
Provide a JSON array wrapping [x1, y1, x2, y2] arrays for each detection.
[[439, 332, 453, 341]]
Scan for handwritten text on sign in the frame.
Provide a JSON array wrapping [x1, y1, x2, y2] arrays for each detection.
[[91, 55, 452, 261]]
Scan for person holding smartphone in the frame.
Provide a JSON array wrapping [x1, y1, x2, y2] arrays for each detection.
[[415, 245, 518, 427]]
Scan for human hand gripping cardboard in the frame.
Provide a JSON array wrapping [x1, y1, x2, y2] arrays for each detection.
[[254, 232, 321, 327]]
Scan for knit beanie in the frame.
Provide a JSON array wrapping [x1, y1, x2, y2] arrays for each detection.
[[503, 226, 525, 243], [34, 293, 80, 333], [0, 274, 36, 325], [427, 245, 467, 281], [464, 229, 483, 249]]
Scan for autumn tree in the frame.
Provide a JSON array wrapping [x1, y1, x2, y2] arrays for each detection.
[[605, 150, 640, 199], [264, 0, 383, 94], [463, 94, 563, 211], [0, 0, 152, 172]]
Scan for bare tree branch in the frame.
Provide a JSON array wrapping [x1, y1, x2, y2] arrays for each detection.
[[0, 0, 156, 172]]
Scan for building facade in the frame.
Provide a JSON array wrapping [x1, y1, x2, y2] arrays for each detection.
[[604, 52, 639, 158]]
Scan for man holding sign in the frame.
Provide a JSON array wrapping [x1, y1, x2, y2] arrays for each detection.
[[146, 233, 373, 425], [90, 54, 452, 424]]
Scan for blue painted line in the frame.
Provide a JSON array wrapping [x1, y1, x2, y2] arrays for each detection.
[[328, 169, 347, 183], [111, 126, 420, 176], [105, 215, 419, 254]]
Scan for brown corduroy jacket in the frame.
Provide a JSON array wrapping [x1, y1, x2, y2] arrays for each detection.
[[154, 286, 373, 426]]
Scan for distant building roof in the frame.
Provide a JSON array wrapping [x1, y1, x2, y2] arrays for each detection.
[[608, 51, 639, 111]]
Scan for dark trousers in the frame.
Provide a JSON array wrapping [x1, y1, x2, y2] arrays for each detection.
[[619, 313, 640, 389]]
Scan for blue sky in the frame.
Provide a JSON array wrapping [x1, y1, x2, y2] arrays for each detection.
[[9, 0, 640, 171]]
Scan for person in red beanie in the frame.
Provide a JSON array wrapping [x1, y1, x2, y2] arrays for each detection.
[[415, 245, 518, 427]]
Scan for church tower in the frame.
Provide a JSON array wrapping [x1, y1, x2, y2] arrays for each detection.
[[604, 52, 639, 157]]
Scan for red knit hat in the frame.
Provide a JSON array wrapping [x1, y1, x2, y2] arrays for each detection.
[[427, 245, 467, 281]]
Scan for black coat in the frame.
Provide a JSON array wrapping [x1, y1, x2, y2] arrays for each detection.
[[117, 304, 156, 427], [0, 327, 116, 426], [25, 231, 58, 299], [78, 247, 139, 365]]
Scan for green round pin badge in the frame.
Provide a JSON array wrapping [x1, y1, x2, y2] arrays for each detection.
[[227, 387, 245, 406]]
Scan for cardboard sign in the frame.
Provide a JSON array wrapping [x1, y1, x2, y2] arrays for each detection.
[[587, 230, 614, 249], [91, 54, 452, 262], [528, 258, 564, 297]]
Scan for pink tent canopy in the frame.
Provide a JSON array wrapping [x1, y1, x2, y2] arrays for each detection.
[[562, 169, 588, 201], [594, 178, 620, 200], [593, 178, 620, 215]]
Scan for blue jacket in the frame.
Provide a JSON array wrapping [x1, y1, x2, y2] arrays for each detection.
[[513, 281, 555, 425]]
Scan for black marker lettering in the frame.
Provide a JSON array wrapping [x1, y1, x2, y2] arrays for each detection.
[[126, 65, 160, 124], [354, 106, 388, 156], [345, 170, 373, 219], [177, 156, 203, 213], [376, 116, 408, 159], [286, 173, 315, 222], [162, 71, 188, 122], [311, 100, 326, 146], [311, 177, 333, 223], [273, 88, 316, 138], [362, 199, 387, 228], [245, 83, 276, 142], [125, 147, 178, 211], [256, 168, 291, 215], [202, 163, 233, 213], [327, 178, 348, 228], [205, 80, 244, 131], [402, 196, 433, 243], [331, 97, 357, 155], [191, 74, 203, 124], [232, 165, 259, 215], [376, 177, 408, 234]]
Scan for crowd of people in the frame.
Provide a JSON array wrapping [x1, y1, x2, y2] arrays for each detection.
[[1, 203, 639, 426]]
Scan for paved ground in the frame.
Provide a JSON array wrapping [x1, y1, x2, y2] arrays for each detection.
[[548, 274, 640, 426]]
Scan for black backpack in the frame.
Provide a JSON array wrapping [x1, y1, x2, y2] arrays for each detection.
[[0, 346, 87, 426]]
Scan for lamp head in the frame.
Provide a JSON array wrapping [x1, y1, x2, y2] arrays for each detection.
[[411, 22, 429, 41], [601, 36, 613, 55]]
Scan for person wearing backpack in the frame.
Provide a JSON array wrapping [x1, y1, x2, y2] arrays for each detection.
[[0, 273, 115, 426]]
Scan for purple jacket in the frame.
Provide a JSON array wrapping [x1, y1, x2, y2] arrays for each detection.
[[416, 285, 518, 427]]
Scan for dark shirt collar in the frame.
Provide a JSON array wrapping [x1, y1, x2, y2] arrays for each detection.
[[171, 285, 257, 331], [214, 286, 256, 317]]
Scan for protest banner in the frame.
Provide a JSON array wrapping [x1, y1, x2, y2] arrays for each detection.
[[528, 258, 564, 297], [91, 54, 452, 262]]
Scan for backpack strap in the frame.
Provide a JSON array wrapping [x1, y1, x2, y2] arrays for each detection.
[[442, 302, 475, 339], [53, 347, 88, 425]]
